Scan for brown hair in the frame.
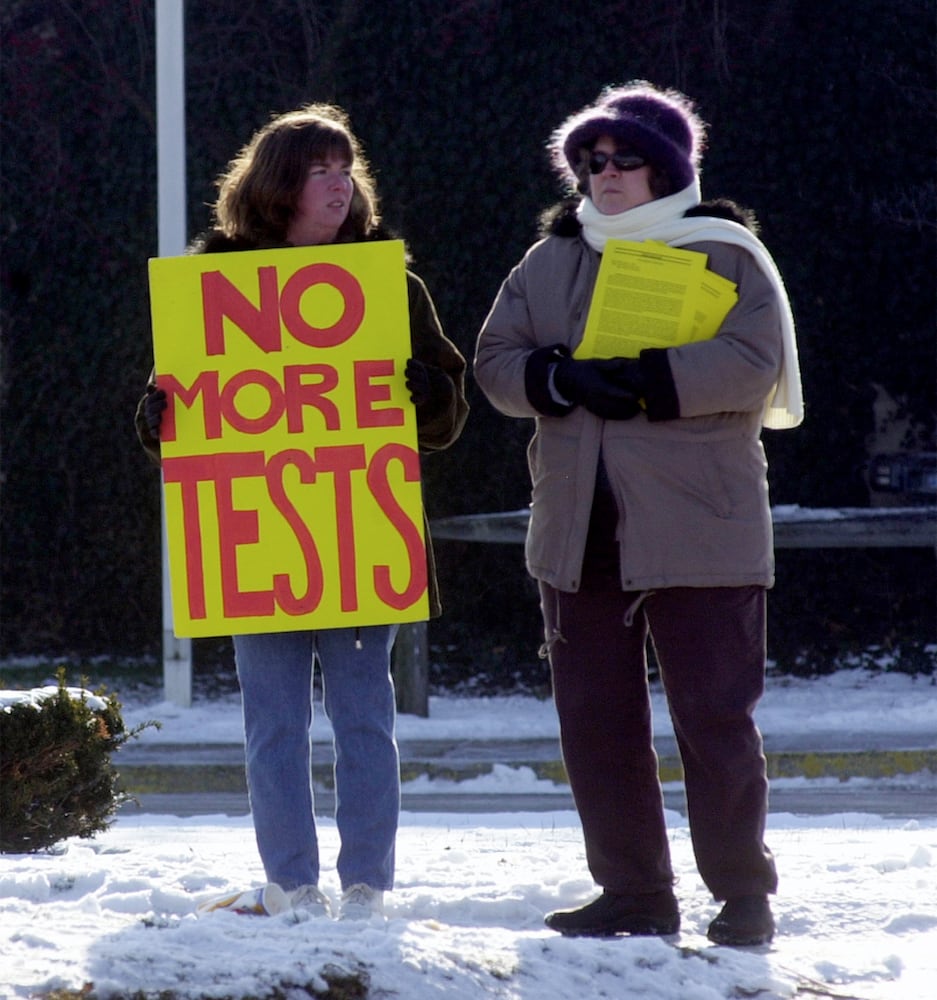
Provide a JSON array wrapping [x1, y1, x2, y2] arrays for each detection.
[[213, 103, 380, 245]]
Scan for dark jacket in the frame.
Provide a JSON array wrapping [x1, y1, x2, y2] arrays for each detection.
[[137, 229, 468, 618]]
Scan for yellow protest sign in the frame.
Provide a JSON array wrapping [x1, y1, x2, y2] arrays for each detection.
[[148, 241, 429, 637]]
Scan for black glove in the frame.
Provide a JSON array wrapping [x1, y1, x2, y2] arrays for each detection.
[[405, 358, 451, 409], [143, 385, 167, 438], [607, 357, 646, 397], [553, 357, 642, 420]]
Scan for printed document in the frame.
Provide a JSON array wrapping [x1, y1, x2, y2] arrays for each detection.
[[574, 240, 738, 359]]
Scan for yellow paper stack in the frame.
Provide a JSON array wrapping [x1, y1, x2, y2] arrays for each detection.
[[574, 240, 738, 360]]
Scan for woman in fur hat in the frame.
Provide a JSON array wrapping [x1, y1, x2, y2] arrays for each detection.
[[474, 81, 802, 945], [136, 103, 468, 920]]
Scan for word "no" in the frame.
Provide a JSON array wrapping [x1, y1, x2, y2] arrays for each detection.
[[202, 262, 364, 355]]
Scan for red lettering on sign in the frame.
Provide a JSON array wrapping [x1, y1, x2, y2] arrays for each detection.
[[219, 369, 286, 435], [283, 364, 341, 431], [202, 267, 281, 355], [354, 359, 405, 429], [162, 443, 425, 623], [158, 372, 222, 440], [313, 444, 368, 611], [367, 443, 427, 608], [212, 452, 272, 619], [279, 263, 365, 348], [267, 449, 325, 616], [160, 365, 344, 439], [161, 454, 212, 618], [200, 262, 365, 356]]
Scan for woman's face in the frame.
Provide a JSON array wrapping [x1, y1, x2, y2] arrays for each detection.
[[588, 135, 655, 215], [286, 153, 354, 246]]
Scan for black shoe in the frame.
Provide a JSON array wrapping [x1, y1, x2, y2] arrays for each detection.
[[545, 889, 680, 937], [707, 895, 775, 946]]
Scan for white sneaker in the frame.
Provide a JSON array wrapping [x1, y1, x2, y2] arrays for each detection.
[[290, 884, 332, 917], [338, 883, 384, 920]]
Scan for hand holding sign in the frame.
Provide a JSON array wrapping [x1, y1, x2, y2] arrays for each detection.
[[404, 357, 455, 413], [143, 384, 168, 439]]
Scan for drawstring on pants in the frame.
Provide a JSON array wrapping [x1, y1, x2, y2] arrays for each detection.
[[354, 627, 363, 650], [623, 589, 655, 628], [538, 590, 567, 659]]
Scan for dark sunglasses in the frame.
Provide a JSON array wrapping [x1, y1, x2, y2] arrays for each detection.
[[588, 150, 647, 174]]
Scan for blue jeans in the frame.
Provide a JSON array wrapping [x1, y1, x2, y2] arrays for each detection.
[[233, 625, 400, 892]]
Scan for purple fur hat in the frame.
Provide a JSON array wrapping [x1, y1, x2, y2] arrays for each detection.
[[549, 81, 707, 192]]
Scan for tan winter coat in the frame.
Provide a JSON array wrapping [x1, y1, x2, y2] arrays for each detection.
[[474, 228, 784, 593]]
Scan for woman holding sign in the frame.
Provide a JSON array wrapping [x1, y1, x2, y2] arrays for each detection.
[[474, 82, 802, 946], [137, 104, 467, 920]]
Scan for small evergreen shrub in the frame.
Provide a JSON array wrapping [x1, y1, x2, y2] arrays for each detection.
[[0, 671, 151, 853]]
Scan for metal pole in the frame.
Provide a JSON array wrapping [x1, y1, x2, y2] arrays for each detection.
[[156, 0, 191, 706]]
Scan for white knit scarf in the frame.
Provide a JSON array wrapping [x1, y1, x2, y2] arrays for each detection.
[[578, 181, 803, 429]]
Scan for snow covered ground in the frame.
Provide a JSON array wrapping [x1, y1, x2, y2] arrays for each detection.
[[116, 661, 937, 749], [2, 668, 936, 999]]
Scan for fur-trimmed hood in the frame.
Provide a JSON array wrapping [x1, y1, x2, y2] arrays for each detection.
[[538, 197, 759, 240]]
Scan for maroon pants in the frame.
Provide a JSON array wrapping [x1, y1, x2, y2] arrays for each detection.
[[540, 574, 778, 901]]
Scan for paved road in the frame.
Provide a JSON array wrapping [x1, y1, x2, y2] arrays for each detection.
[[119, 785, 937, 820], [116, 735, 937, 819]]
